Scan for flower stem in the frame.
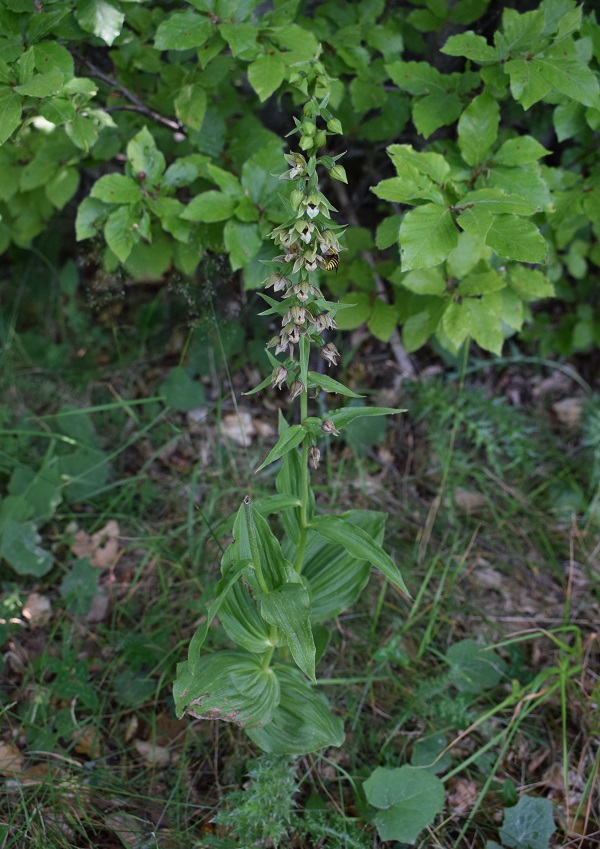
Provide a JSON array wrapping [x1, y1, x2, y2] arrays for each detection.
[[295, 389, 310, 574]]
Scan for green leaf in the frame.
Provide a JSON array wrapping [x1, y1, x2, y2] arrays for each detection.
[[494, 136, 551, 165], [465, 295, 504, 355], [256, 425, 306, 473], [76, 0, 124, 46], [368, 299, 398, 342], [174, 650, 280, 728], [60, 558, 98, 615], [223, 219, 262, 271], [309, 515, 408, 594], [399, 267, 447, 296], [104, 205, 136, 263], [306, 371, 364, 399], [187, 559, 251, 667], [248, 53, 285, 102], [302, 511, 384, 622], [456, 188, 538, 215], [400, 204, 458, 271], [485, 214, 548, 263], [90, 173, 142, 204], [261, 583, 316, 682], [58, 447, 109, 502], [154, 11, 212, 50], [0, 520, 53, 577], [182, 190, 236, 222], [505, 58, 552, 109], [246, 665, 345, 754], [327, 406, 405, 430], [508, 266, 554, 300], [127, 127, 165, 184], [34, 41, 74, 76], [174, 83, 207, 131], [46, 166, 80, 210], [386, 60, 444, 96], [535, 49, 599, 108], [160, 367, 206, 411], [219, 578, 274, 654], [15, 69, 63, 97], [441, 31, 498, 63], [65, 115, 99, 152], [446, 638, 505, 692], [76, 196, 109, 240], [0, 87, 23, 144], [376, 215, 402, 249], [413, 91, 463, 138], [499, 796, 556, 849], [458, 91, 500, 166], [457, 270, 504, 296], [218, 21, 260, 59], [364, 766, 445, 844], [442, 300, 471, 349]]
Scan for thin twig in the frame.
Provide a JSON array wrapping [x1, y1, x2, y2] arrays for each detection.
[[72, 51, 184, 133]]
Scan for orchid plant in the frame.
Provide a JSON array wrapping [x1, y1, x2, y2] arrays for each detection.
[[174, 53, 407, 755]]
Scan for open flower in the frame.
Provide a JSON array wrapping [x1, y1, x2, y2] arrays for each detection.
[[271, 365, 288, 390], [320, 343, 340, 367]]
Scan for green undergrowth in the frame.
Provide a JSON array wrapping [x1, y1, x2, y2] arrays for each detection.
[[1, 286, 599, 847]]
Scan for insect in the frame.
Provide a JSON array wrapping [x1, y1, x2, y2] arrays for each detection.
[[324, 252, 339, 272]]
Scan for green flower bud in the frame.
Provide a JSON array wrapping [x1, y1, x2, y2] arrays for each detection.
[[290, 189, 304, 210], [313, 130, 327, 149], [299, 135, 313, 151], [327, 118, 343, 135], [330, 164, 348, 184], [301, 119, 316, 137]]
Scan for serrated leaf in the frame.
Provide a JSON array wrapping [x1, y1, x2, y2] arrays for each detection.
[[182, 190, 236, 222], [458, 270, 504, 296], [400, 204, 458, 270], [364, 766, 444, 844], [0, 87, 23, 144], [75, 0, 123, 46], [368, 299, 398, 342], [91, 173, 142, 204], [104, 205, 136, 263], [15, 68, 63, 97], [76, 196, 108, 240], [505, 58, 552, 109], [46, 166, 80, 210], [399, 267, 446, 296], [442, 31, 498, 63], [376, 215, 402, 249], [442, 300, 471, 348], [386, 60, 444, 95], [309, 515, 408, 594], [494, 136, 551, 165], [457, 188, 537, 215], [65, 115, 98, 151], [499, 796, 556, 849], [154, 11, 212, 50], [127, 126, 165, 184], [175, 83, 207, 131], [246, 665, 345, 754], [458, 91, 500, 166], [485, 214, 548, 263], [248, 53, 284, 102], [508, 266, 554, 300], [465, 295, 504, 354], [160, 367, 205, 411], [413, 91, 463, 138], [535, 50, 599, 107], [223, 219, 261, 271], [0, 520, 53, 577]]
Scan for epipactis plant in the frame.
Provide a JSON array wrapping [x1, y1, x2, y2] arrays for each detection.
[[174, 55, 407, 755]]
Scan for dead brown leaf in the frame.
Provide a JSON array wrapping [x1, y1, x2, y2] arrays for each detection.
[[0, 741, 24, 776], [70, 520, 120, 568], [22, 592, 52, 627]]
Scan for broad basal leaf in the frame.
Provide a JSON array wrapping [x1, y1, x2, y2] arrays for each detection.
[[246, 665, 345, 754], [364, 766, 444, 845], [174, 650, 280, 728]]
